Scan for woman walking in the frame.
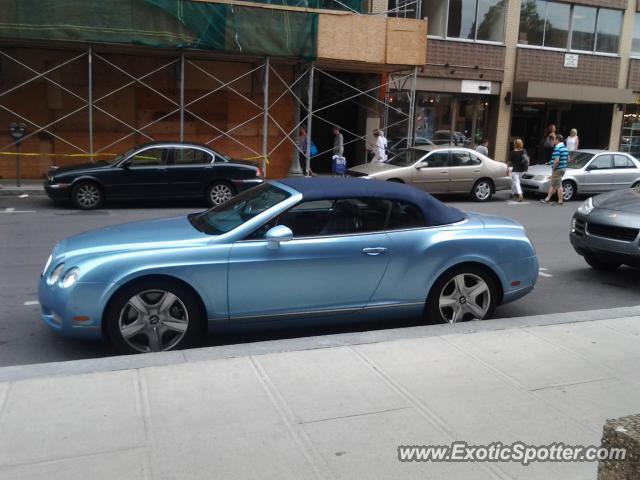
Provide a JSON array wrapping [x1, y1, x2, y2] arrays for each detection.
[[508, 138, 528, 202], [566, 128, 579, 152]]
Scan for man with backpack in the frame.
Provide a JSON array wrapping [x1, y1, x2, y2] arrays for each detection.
[[508, 138, 529, 202]]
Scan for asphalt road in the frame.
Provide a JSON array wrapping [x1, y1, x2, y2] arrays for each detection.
[[1, 192, 639, 367]]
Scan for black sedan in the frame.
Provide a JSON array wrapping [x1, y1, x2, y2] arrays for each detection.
[[570, 187, 640, 270], [44, 142, 263, 209]]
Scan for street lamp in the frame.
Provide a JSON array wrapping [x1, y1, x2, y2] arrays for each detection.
[[8, 122, 27, 187]]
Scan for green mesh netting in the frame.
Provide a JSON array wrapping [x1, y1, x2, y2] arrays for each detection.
[[0, 0, 337, 59]]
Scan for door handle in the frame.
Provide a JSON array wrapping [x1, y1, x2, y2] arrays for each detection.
[[363, 247, 387, 256], [441, 171, 448, 174]]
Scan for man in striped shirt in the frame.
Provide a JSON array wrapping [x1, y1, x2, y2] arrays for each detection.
[[541, 134, 569, 205]]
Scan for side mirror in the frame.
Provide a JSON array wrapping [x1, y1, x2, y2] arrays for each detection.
[[265, 225, 293, 249], [416, 161, 429, 169]]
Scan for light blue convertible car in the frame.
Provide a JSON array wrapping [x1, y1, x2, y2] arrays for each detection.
[[39, 178, 538, 353]]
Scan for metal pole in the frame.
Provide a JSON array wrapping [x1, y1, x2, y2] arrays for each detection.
[[287, 68, 303, 176], [15, 143, 21, 187], [88, 47, 93, 159], [305, 63, 315, 177], [406, 66, 417, 148], [262, 57, 269, 176], [179, 51, 185, 142]]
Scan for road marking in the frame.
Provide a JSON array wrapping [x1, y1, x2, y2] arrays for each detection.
[[538, 268, 553, 278], [18, 193, 29, 198], [23, 300, 39, 306], [2, 207, 36, 214], [507, 200, 531, 205]]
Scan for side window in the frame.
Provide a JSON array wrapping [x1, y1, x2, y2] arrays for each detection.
[[174, 148, 214, 165], [613, 155, 634, 169], [588, 155, 612, 170], [128, 148, 167, 167], [451, 151, 481, 167], [386, 201, 425, 230], [423, 152, 449, 168]]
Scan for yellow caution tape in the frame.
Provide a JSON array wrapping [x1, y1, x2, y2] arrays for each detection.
[[243, 155, 270, 165], [0, 151, 118, 158]]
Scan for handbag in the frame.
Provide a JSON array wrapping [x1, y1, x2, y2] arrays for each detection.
[[310, 142, 318, 156]]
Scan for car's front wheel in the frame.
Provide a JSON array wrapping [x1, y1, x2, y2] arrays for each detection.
[[426, 265, 498, 324], [71, 181, 104, 210], [562, 180, 576, 201], [584, 255, 620, 271], [105, 279, 204, 354], [206, 181, 235, 207], [471, 179, 493, 202]]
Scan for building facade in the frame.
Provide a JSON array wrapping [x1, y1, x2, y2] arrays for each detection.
[[388, 0, 639, 164]]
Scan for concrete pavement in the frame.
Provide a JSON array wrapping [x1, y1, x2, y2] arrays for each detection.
[[1, 308, 639, 480], [0, 180, 44, 197]]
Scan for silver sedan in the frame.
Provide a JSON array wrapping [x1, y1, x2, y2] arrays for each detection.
[[348, 147, 511, 202], [520, 150, 640, 201]]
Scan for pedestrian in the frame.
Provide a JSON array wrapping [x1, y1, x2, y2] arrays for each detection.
[[566, 128, 579, 152], [371, 129, 388, 163], [475, 139, 489, 157], [332, 126, 344, 157], [541, 134, 568, 205], [543, 124, 556, 163], [508, 138, 528, 202], [298, 126, 316, 176]]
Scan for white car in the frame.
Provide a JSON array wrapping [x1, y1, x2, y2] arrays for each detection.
[[520, 150, 640, 201]]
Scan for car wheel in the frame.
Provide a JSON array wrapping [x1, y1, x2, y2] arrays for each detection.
[[71, 182, 104, 210], [584, 255, 620, 271], [632, 181, 640, 189], [426, 265, 498, 324], [386, 178, 404, 183], [105, 279, 204, 354], [206, 181, 235, 207], [562, 180, 576, 201], [471, 179, 493, 202]]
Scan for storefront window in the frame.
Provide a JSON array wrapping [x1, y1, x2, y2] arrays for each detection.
[[620, 105, 640, 157], [544, 2, 570, 48], [571, 6, 597, 51], [414, 94, 453, 144], [595, 8, 621, 54]]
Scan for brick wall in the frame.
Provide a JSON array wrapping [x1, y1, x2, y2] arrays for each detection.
[[423, 39, 505, 82], [628, 59, 640, 90], [515, 48, 620, 87]]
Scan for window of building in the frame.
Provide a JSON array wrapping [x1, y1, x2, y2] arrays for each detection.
[[632, 14, 640, 56], [518, 0, 621, 54], [420, 0, 505, 42]]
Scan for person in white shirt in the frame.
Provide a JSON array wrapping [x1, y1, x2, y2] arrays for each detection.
[[475, 139, 489, 156], [371, 129, 388, 163], [566, 129, 579, 152]]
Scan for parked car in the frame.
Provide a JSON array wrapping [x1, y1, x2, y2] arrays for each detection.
[[44, 142, 263, 209], [39, 178, 538, 353], [386, 136, 434, 153], [570, 187, 640, 270], [348, 147, 511, 202], [520, 150, 640, 201], [432, 130, 471, 147]]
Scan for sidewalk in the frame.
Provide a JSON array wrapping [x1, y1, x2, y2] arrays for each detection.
[[1, 308, 639, 480], [0, 180, 45, 197]]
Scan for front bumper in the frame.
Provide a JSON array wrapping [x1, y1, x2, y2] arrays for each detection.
[[43, 180, 72, 201], [38, 277, 114, 339], [570, 211, 640, 267], [519, 176, 550, 195]]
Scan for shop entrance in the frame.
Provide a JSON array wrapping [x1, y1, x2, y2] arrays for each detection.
[[510, 102, 613, 165]]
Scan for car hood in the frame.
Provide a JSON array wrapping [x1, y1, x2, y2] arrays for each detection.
[[54, 215, 207, 259], [524, 164, 551, 175], [349, 162, 404, 175], [594, 188, 640, 214], [50, 161, 113, 177]]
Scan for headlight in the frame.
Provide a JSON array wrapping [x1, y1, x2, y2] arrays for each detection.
[[577, 197, 595, 215], [534, 175, 551, 181], [47, 263, 65, 286], [61, 268, 80, 288], [42, 254, 52, 276]]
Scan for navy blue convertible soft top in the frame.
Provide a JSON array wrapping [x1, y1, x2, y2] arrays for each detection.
[[278, 178, 465, 227]]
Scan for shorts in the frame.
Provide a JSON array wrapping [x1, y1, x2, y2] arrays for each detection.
[[551, 168, 565, 189]]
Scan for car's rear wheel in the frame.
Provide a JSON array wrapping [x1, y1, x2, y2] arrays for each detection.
[[426, 265, 498, 324], [206, 181, 235, 207], [105, 279, 203, 354], [71, 181, 104, 210], [562, 180, 576, 201], [584, 255, 620, 271], [471, 179, 493, 202], [632, 181, 640, 189]]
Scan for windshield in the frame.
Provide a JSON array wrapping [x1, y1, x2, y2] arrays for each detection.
[[189, 184, 290, 235], [567, 151, 594, 169], [387, 149, 426, 167]]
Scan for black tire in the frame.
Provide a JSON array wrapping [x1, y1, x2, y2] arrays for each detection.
[[104, 278, 204, 354], [632, 181, 640, 189], [562, 180, 577, 202], [471, 179, 493, 202], [426, 265, 498, 324], [584, 255, 621, 271], [71, 181, 104, 210], [206, 181, 235, 207], [386, 178, 404, 183]]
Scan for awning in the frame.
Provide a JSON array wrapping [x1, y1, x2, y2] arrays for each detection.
[[513, 81, 637, 104]]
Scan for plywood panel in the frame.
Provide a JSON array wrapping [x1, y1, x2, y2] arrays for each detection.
[[317, 14, 387, 64], [386, 18, 427, 66]]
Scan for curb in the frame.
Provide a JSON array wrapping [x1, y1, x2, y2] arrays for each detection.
[[1, 305, 639, 383]]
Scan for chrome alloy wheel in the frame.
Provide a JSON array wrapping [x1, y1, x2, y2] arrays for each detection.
[[438, 273, 491, 324], [75, 184, 101, 208], [474, 181, 492, 201], [562, 182, 574, 201], [209, 183, 233, 205], [118, 290, 189, 353]]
